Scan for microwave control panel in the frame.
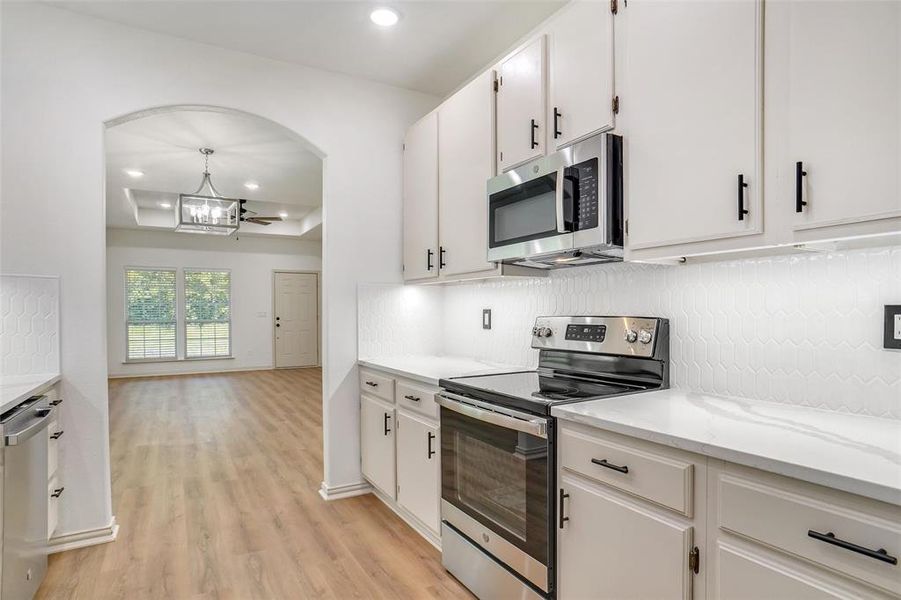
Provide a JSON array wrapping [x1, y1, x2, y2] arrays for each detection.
[[569, 157, 599, 230]]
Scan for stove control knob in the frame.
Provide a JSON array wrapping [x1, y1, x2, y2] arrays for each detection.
[[624, 329, 638, 343], [638, 329, 653, 344], [537, 327, 553, 338]]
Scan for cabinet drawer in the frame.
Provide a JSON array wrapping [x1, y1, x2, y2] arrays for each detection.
[[560, 426, 694, 516], [48, 475, 63, 539], [395, 381, 438, 420], [359, 369, 395, 402], [718, 469, 901, 595], [48, 416, 61, 478]]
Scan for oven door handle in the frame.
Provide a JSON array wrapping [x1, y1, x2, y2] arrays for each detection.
[[554, 166, 569, 234], [436, 393, 547, 438]]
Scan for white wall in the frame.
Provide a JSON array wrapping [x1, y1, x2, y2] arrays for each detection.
[[1, 4, 436, 536], [359, 246, 901, 420], [106, 228, 321, 377]]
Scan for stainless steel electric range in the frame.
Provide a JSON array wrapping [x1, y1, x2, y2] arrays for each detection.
[[437, 315, 670, 599]]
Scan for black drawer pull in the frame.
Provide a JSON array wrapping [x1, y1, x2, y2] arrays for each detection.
[[51, 431, 64, 440], [737, 174, 749, 221], [51, 487, 65, 498], [365, 381, 378, 387], [403, 394, 421, 402], [530, 118, 539, 149], [808, 530, 897, 565], [591, 458, 629, 474], [796, 161, 808, 213], [559, 488, 570, 529], [49, 399, 63, 406]]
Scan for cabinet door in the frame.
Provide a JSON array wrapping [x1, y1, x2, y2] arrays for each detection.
[[361, 394, 395, 498], [786, 1, 901, 233], [497, 36, 546, 171], [558, 475, 694, 600], [396, 412, 440, 534], [403, 112, 439, 281], [438, 71, 496, 277], [548, 1, 615, 150], [622, 0, 762, 250]]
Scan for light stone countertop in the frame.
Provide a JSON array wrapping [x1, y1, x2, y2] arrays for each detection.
[[0, 373, 61, 414], [358, 355, 529, 387], [552, 388, 901, 506]]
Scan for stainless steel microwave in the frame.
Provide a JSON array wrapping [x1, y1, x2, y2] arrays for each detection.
[[487, 133, 623, 269]]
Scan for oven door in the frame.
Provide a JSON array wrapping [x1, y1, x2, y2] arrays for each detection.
[[437, 392, 552, 593], [487, 157, 575, 263]]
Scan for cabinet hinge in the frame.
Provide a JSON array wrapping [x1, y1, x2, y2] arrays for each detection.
[[689, 546, 700, 574], [610, 0, 618, 14], [624, 218, 629, 236], [612, 95, 620, 115], [493, 78, 499, 92], [402, 143, 405, 151], [499, 151, 504, 162]]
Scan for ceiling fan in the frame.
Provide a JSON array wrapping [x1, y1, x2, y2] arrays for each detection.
[[239, 200, 286, 226]]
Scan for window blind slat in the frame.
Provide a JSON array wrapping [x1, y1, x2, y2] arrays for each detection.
[[185, 271, 231, 358]]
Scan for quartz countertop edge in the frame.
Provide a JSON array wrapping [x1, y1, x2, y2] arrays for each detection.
[[358, 356, 530, 388], [0, 373, 61, 414], [551, 389, 901, 507]]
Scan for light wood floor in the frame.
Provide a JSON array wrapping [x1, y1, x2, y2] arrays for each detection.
[[37, 368, 472, 599]]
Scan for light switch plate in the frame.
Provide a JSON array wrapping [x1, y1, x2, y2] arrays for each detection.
[[884, 305, 901, 350], [482, 309, 492, 330]]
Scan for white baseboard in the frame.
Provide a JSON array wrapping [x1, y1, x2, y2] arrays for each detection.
[[108, 365, 275, 379], [48, 516, 119, 554], [318, 480, 372, 501]]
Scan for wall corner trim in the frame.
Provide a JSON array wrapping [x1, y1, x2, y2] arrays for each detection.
[[318, 480, 372, 501]]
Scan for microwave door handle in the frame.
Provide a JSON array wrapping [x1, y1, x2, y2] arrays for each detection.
[[555, 167, 568, 233]]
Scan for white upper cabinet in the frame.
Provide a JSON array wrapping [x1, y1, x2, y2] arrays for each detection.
[[496, 36, 546, 171], [781, 1, 901, 236], [438, 71, 496, 277], [548, 1, 615, 150], [403, 112, 439, 281], [622, 0, 763, 251]]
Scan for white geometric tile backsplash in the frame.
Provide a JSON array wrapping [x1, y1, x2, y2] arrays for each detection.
[[358, 246, 901, 419], [0, 274, 61, 376], [358, 283, 444, 359]]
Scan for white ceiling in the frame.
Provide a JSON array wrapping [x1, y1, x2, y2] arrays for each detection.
[[106, 108, 323, 238], [54, 1, 565, 96]]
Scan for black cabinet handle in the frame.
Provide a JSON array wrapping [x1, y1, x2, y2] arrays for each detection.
[[427, 248, 434, 271], [427, 431, 436, 459], [591, 458, 629, 474], [383, 413, 392, 435], [530, 119, 539, 149], [559, 488, 570, 529], [796, 161, 808, 213], [403, 394, 420, 402], [51, 487, 65, 498], [737, 174, 749, 221], [553, 108, 562, 139], [439, 246, 446, 269], [365, 381, 378, 387], [51, 430, 64, 440], [50, 399, 63, 406], [808, 530, 898, 565]]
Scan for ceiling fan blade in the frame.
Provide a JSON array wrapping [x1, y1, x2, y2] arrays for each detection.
[[244, 217, 272, 226]]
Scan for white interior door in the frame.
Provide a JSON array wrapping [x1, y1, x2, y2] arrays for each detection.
[[274, 272, 318, 368]]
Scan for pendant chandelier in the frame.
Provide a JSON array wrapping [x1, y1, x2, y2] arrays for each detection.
[[176, 148, 241, 235]]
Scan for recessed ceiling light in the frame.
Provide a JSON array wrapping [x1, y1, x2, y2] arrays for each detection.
[[370, 7, 399, 27], [159, 202, 172, 209], [278, 211, 289, 219], [244, 181, 259, 190], [124, 169, 144, 178]]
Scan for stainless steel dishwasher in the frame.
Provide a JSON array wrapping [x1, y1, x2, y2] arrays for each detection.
[[2, 395, 54, 599]]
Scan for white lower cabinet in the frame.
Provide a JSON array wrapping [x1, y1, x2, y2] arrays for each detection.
[[360, 394, 396, 498], [558, 472, 695, 600], [396, 411, 440, 534]]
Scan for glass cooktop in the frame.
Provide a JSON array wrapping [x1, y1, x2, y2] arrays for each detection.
[[440, 371, 644, 416]]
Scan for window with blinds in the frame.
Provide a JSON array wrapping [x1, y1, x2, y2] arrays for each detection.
[[185, 270, 231, 358], [125, 268, 177, 360]]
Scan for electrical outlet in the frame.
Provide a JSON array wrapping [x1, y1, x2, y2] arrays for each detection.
[[884, 305, 901, 350], [482, 309, 492, 330]]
